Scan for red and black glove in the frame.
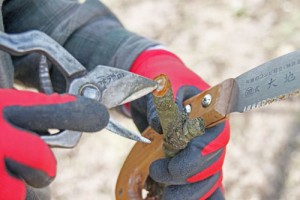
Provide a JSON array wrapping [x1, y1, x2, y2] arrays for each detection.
[[0, 89, 109, 199], [130, 49, 230, 199]]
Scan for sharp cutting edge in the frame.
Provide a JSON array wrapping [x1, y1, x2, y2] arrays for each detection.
[[183, 50, 300, 127], [232, 50, 300, 113], [0, 30, 155, 147], [107, 119, 151, 143]]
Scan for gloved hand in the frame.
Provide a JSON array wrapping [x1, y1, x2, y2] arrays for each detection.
[[130, 49, 230, 199], [0, 89, 109, 199]]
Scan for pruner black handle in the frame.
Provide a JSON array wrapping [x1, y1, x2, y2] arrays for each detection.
[[0, 30, 86, 79], [0, 30, 90, 148]]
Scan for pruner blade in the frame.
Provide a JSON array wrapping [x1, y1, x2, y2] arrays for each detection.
[[0, 30, 156, 147], [68, 65, 158, 109], [67, 66, 156, 144], [107, 119, 151, 143]]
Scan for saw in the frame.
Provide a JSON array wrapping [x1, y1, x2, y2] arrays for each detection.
[[115, 50, 300, 200]]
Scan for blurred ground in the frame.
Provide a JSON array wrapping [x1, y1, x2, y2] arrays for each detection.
[[51, 0, 300, 199]]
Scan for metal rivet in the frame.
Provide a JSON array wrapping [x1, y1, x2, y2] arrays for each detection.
[[185, 104, 192, 113], [202, 94, 212, 108], [80, 84, 101, 100]]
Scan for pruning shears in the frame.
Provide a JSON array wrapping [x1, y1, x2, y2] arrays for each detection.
[[0, 30, 157, 148]]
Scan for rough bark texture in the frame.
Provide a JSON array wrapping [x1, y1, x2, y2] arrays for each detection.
[[152, 75, 205, 157]]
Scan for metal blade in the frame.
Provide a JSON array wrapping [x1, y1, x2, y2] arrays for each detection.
[[101, 68, 157, 108], [106, 119, 151, 143], [68, 66, 156, 144], [232, 50, 300, 113], [0, 31, 154, 147], [68, 65, 157, 109]]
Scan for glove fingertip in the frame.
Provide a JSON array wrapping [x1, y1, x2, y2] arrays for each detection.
[[148, 115, 163, 134], [149, 158, 170, 182], [187, 149, 225, 183], [86, 99, 109, 132], [70, 97, 110, 132], [200, 121, 229, 155], [5, 159, 55, 188], [3, 96, 110, 133], [163, 172, 223, 200], [207, 186, 225, 200]]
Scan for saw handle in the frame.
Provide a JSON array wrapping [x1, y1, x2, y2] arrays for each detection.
[[115, 78, 235, 200], [184, 78, 235, 127]]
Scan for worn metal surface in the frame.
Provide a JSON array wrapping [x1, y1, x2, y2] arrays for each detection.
[[68, 65, 157, 109], [0, 31, 86, 80], [232, 50, 300, 113], [41, 130, 83, 148], [39, 55, 54, 94], [106, 119, 151, 143], [0, 30, 156, 147]]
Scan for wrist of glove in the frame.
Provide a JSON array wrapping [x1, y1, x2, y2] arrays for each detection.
[[129, 49, 230, 199], [0, 89, 109, 199], [130, 49, 210, 134]]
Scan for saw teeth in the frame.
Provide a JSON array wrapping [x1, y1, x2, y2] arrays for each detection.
[[243, 89, 300, 112]]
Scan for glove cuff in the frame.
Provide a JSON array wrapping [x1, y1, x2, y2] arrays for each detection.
[[130, 49, 210, 95]]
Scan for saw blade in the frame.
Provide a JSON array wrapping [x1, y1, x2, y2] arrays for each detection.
[[231, 50, 300, 113]]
